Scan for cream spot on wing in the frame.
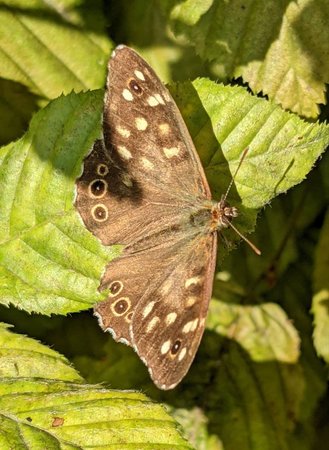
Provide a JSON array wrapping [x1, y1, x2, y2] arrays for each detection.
[[117, 126, 131, 138], [163, 146, 180, 158], [147, 96, 159, 107], [185, 276, 202, 288], [182, 318, 199, 333], [178, 347, 187, 361], [134, 70, 145, 81], [122, 173, 133, 187], [185, 296, 198, 307], [146, 316, 160, 333], [117, 145, 132, 160], [143, 301, 155, 318], [161, 278, 172, 295], [190, 318, 199, 331], [155, 93, 165, 105], [159, 123, 170, 135], [135, 117, 148, 131], [182, 320, 193, 333], [163, 382, 178, 390], [165, 312, 177, 326], [161, 339, 171, 354], [141, 157, 154, 170], [122, 89, 133, 101]]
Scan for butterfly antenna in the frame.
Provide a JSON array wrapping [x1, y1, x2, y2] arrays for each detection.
[[226, 220, 261, 255], [223, 147, 249, 202], [222, 147, 261, 255]]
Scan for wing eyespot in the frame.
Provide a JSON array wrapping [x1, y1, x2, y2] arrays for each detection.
[[129, 79, 143, 95], [97, 164, 109, 176], [111, 297, 131, 316], [109, 280, 123, 296], [88, 179, 108, 198], [171, 339, 181, 355], [91, 204, 108, 222], [125, 311, 133, 323]]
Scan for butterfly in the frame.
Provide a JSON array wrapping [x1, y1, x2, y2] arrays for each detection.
[[75, 45, 258, 390]]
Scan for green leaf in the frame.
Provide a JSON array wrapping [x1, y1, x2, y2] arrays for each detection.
[[208, 301, 300, 363], [0, 323, 82, 381], [105, 1, 207, 84], [1, 4, 328, 448], [204, 301, 302, 450], [0, 412, 80, 450], [0, 0, 112, 99], [312, 207, 329, 362], [171, 79, 329, 243], [218, 163, 328, 292], [0, 324, 192, 449], [0, 379, 192, 450], [168, 0, 329, 117], [171, 407, 223, 450], [274, 259, 327, 448], [0, 90, 120, 314]]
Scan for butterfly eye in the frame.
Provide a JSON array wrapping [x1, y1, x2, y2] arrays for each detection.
[[171, 340, 182, 355], [129, 79, 143, 95]]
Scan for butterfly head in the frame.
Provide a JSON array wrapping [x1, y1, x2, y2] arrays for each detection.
[[211, 196, 238, 231]]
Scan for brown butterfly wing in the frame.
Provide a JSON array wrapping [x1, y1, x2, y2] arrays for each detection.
[[95, 231, 217, 389], [76, 46, 217, 389], [103, 45, 211, 200], [131, 232, 217, 389], [76, 46, 211, 248]]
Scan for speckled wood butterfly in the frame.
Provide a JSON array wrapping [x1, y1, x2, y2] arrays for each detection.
[[76, 45, 258, 390]]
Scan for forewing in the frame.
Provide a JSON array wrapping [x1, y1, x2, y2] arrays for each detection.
[[76, 46, 211, 248], [104, 45, 211, 201]]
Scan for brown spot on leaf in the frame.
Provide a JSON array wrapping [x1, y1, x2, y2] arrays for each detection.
[[52, 417, 64, 427]]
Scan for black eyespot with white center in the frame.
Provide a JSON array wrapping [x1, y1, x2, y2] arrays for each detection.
[[129, 79, 143, 95], [89, 179, 107, 198], [171, 340, 181, 355]]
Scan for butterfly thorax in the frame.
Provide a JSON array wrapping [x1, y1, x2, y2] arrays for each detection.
[[210, 195, 238, 232]]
